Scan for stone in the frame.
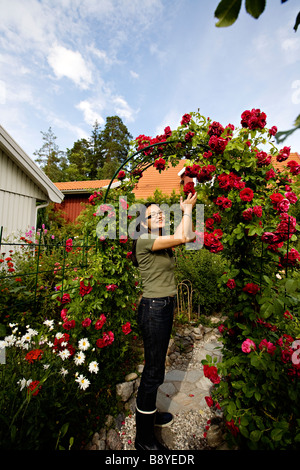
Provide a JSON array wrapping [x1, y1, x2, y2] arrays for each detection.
[[106, 428, 123, 450], [125, 372, 138, 382], [116, 381, 134, 402]]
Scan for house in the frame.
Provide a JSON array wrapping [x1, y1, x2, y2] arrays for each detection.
[[0, 125, 64, 240], [53, 179, 121, 223], [53, 160, 192, 223]]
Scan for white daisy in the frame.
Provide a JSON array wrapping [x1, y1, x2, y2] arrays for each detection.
[[58, 349, 71, 360], [78, 338, 90, 351], [74, 351, 85, 365], [60, 367, 69, 376], [75, 374, 90, 390], [88, 361, 99, 374], [43, 320, 54, 330]]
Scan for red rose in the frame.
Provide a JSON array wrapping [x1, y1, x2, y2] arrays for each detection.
[[154, 157, 166, 171], [63, 319, 76, 330], [96, 331, 114, 348], [58, 293, 71, 304], [276, 146, 290, 162], [205, 396, 214, 407], [208, 135, 228, 154], [122, 322, 132, 335], [79, 281, 92, 297], [241, 108, 266, 130], [269, 126, 277, 136], [226, 279, 236, 289], [181, 113, 191, 126], [239, 188, 254, 202], [242, 208, 253, 221], [117, 170, 126, 180], [185, 131, 195, 142], [95, 314, 106, 330], [287, 160, 300, 176], [207, 121, 224, 137], [65, 238, 73, 252], [243, 283, 260, 295], [183, 181, 195, 196]]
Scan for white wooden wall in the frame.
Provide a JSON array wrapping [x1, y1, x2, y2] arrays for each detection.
[[0, 148, 48, 239]]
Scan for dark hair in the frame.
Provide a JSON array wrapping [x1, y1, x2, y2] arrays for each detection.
[[131, 202, 173, 267]]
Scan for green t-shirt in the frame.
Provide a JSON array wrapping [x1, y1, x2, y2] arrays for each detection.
[[136, 233, 177, 298]]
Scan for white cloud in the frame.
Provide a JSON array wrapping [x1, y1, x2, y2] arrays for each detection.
[[112, 96, 137, 122], [130, 70, 139, 79], [47, 45, 93, 89], [76, 100, 105, 126]]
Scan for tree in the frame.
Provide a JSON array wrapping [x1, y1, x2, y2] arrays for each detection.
[[64, 116, 132, 180], [214, 0, 300, 143], [34, 127, 66, 182]]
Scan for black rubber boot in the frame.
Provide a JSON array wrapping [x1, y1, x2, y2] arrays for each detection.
[[155, 411, 174, 427], [134, 409, 167, 451]]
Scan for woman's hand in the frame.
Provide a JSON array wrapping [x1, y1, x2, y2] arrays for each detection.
[[180, 192, 197, 212]]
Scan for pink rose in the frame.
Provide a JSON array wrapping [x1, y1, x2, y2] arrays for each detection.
[[241, 339, 256, 353]]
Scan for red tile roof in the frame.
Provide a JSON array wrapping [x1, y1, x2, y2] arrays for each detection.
[[54, 180, 112, 191], [133, 159, 187, 199]]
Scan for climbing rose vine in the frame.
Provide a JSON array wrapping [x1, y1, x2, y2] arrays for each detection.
[[122, 107, 300, 450]]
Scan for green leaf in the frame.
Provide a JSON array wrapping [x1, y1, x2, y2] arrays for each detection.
[[271, 427, 283, 441], [250, 430, 262, 442], [214, 0, 242, 27], [245, 0, 266, 19]]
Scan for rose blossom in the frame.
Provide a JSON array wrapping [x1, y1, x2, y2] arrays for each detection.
[[226, 279, 236, 289], [181, 113, 191, 126], [122, 322, 132, 335], [239, 188, 254, 202], [241, 339, 256, 353], [259, 339, 276, 355], [243, 283, 260, 295]]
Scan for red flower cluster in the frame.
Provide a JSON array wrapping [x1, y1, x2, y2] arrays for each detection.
[[207, 121, 224, 137], [208, 135, 228, 154], [53, 333, 75, 356], [27, 380, 42, 397], [214, 196, 232, 210], [203, 364, 221, 384], [239, 187, 254, 202], [65, 238, 73, 252], [122, 322, 132, 335], [241, 108, 267, 130], [276, 146, 290, 162], [95, 314, 106, 330], [204, 232, 223, 253], [117, 170, 126, 180], [25, 349, 43, 364], [96, 331, 114, 348], [183, 181, 195, 196], [255, 150, 271, 167], [154, 157, 166, 171], [217, 172, 245, 190], [88, 191, 103, 205], [287, 160, 300, 176], [243, 283, 260, 295], [279, 248, 300, 268], [79, 280, 92, 297], [181, 113, 191, 126]]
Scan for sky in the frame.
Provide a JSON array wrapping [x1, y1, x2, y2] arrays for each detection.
[[0, 0, 300, 166]]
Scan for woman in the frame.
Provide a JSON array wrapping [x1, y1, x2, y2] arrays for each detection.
[[131, 192, 197, 450]]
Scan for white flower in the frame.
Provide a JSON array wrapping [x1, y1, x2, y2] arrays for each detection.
[[27, 328, 38, 337], [58, 349, 71, 361], [4, 335, 16, 346], [43, 364, 50, 370], [88, 361, 99, 374], [75, 374, 90, 390], [74, 351, 85, 365], [43, 320, 54, 330], [0, 340, 7, 349], [17, 378, 32, 391], [78, 338, 90, 351], [60, 368, 69, 376]]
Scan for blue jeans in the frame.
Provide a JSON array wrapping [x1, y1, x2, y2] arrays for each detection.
[[136, 296, 175, 412]]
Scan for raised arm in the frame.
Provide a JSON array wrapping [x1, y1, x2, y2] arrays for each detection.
[[151, 192, 197, 251]]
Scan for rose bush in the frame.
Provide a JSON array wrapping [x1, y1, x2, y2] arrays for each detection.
[[121, 108, 300, 449], [0, 190, 142, 449]]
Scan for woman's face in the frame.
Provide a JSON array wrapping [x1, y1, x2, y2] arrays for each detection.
[[145, 204, 165, 232]]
